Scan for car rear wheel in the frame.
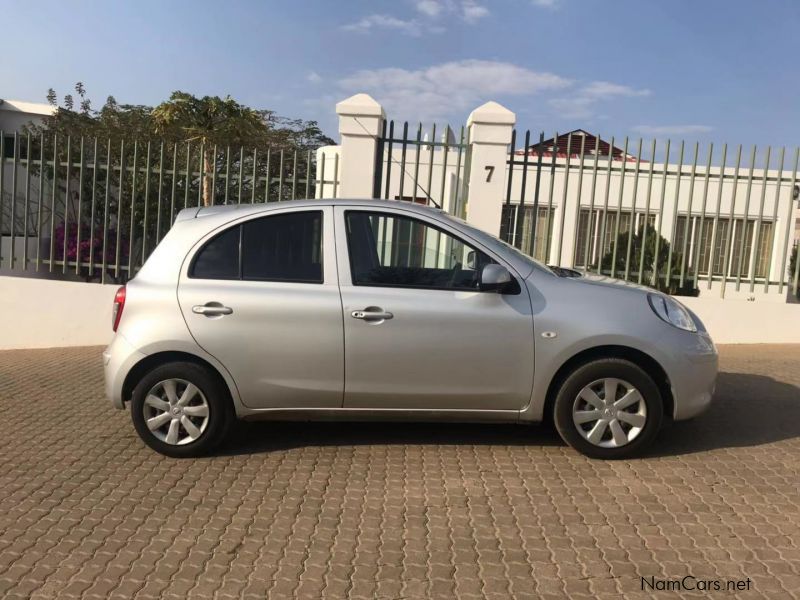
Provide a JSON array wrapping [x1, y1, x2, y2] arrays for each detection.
[[131, 361, 232, 458], [553, 358, 663, 459]]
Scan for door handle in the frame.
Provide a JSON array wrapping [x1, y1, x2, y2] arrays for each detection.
[[192, 303, 233, 316], [351, 308, 393, 321]]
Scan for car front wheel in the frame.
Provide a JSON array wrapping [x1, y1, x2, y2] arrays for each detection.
[[130, 361, 232, 458], [553, 358, 663, 459]]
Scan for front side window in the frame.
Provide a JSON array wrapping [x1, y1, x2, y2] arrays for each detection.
[[345, 211, 495, 290], [190, 210, 323, 283]]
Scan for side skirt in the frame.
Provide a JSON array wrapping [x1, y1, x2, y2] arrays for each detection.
[[238, 407, 524, 424]]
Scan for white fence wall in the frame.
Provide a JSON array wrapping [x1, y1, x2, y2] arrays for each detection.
[[682, 296, 800, 344], [0, 276, 116, 349], [0, 276, 797, 349]]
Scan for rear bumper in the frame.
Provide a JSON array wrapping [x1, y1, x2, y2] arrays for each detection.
[[103, 333, 146, 409], [670, 333, 718, 421]]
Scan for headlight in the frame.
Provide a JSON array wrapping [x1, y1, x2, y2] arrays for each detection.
[[647, 293, 697, 332]]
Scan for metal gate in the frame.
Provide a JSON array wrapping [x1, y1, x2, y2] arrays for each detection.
[[372, 120, 471, 216]]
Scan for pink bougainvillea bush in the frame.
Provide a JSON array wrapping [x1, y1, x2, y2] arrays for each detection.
[[52, 221, 129, 265]]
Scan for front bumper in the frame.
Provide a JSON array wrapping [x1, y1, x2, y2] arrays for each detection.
[[670, 332, 718, 421], [103, 333, 146, 409]]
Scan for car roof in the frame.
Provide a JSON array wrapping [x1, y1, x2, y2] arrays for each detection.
[[177, 198, 445, 222]]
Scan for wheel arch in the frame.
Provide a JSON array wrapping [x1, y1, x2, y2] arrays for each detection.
[[542, 345, 674, 424], [122, 351, 236, 410]]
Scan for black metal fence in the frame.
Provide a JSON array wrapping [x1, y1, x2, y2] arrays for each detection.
[[503, 130, 800, 298], [0, 132, 333, 283], [4, 125, 799, 300]]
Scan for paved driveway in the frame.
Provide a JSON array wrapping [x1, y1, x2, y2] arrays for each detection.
[[0, 345, 799, 599]]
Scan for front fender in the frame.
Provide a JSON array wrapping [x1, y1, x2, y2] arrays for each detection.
[[521, 272, 678, 422], [522, 333, 670, 421]]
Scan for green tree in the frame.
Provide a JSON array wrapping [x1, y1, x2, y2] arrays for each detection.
[[152, 92, 272, 206], [32, 84, 333, 152], [21, 84, 335, 282], [33, 84, 156, 141]]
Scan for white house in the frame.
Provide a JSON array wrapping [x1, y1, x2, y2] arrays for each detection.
[[0, 98, 54, 132], [0, 99, 55, 268]]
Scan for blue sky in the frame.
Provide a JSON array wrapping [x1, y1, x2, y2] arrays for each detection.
[[2, 0, 798, 157]]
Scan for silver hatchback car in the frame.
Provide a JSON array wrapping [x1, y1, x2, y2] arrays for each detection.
[[104, 199, 717, 459]]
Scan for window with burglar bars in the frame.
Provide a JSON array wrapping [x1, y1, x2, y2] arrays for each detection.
[[673, 215, 774, 280], [500, 205, 553, 263], [573, 209, 657, 268]]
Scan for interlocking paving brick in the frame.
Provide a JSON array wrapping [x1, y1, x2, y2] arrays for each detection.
[[0, 344, 799, 598]]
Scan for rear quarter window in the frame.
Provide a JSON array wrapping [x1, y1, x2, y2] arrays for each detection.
[[190, 226, 241, 279]]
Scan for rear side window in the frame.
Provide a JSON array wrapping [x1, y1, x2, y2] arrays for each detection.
[[190, 211, 323, 283], [242, 211, 323, 282]]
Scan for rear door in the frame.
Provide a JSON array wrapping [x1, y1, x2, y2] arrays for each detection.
[[177, 206, 343, 409], [335, 206, 535, 411]]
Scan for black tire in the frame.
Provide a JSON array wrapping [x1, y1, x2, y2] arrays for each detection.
[[553, 358, 663, 459], [130, 361, 233, 458]]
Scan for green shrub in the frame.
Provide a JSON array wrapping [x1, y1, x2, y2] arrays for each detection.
[[600, 225, 698, 295]]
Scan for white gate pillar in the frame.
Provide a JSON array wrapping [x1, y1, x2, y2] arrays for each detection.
[[335, 93, 385, 198], [465, 101, 516, 235]]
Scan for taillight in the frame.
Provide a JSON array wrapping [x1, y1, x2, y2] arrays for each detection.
[[112, 286, 126, 332]]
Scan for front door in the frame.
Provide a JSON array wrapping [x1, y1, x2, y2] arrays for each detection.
[[335, 207, 534, 411], [177, 207, 343, 409]]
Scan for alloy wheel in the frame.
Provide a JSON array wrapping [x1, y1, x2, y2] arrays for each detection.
[[572, 378, 647, 448], [142, 378, 210, 446]]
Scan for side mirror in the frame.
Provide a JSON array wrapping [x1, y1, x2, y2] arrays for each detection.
[[479, 264, 513, 293]]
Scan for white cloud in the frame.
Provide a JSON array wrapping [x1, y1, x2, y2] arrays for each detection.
[[415, 0, 444, 17], [532, 0, 559, 8], [583, 81, 651, 99], [338, 59, 570, 121], [307, 71, 322, 84], [549, 80, 651, 119], [632, 124, 713, 136], [331, 59, 653, 124], [341, 14, 421, 36], [412, 0, 489, 23], [462, 0, 490, 22], [343, 1, 488, 37]]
